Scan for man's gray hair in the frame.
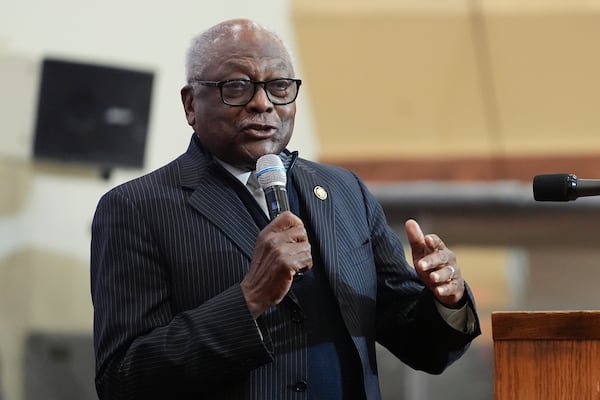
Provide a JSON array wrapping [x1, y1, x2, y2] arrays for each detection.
[[184, 19, 294, 83]]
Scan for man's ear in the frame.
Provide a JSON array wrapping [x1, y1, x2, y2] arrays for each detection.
[[181, 85, 195, 126]]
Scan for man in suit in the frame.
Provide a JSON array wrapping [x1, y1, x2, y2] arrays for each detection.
[[91, 18, 481, 400]]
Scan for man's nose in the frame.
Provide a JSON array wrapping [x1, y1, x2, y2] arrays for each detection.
[[246, 84, 274, 112]]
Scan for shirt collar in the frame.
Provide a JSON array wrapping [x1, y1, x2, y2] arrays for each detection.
[[213, 150, 299, 185], [213, 158, 251, 185]]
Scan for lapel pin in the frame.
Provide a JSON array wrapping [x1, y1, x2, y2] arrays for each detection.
[[313, 185, 328, 200]]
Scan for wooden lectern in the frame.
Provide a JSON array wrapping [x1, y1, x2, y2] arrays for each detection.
[[492, 311, 600, 399]]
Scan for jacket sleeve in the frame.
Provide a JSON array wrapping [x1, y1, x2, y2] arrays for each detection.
[[90, 188, 273, 399], [355, 178, 482, 374]]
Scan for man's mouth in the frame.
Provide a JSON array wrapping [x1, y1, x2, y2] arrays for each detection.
[[241, 123, 277, 137]]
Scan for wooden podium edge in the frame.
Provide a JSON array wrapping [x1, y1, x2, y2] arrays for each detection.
[[492, 310, 600, 340]]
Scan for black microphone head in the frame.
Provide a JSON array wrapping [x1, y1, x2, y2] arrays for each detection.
[[256, 154, 286, 189], [533, 173, 577, 201]]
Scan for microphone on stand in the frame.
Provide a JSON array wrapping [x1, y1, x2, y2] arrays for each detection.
[[533, 174, 600, 201], [256, 154, 290, 220]]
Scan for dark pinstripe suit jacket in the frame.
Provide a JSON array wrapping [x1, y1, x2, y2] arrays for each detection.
[[91, 135, 480, 400]]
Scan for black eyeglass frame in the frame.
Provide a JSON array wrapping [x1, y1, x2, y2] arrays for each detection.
[[190, 78, 302, 106]]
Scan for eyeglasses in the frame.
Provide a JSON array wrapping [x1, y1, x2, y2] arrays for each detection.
[[190, 78, 302, 106]]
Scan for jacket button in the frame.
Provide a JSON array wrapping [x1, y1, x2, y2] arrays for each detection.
[[291, 380, 307, 392], [291, 308, 304, 324]]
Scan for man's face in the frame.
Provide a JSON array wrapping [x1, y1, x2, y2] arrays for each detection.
[[182, 28, 297, 170]]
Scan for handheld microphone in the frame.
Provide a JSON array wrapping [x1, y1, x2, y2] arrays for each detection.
[[533, 173, 600, 201], [256, 154, 290, 220], [256, 154, 306, 281]]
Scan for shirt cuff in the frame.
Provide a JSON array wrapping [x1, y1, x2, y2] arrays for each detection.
[[254, 319, 264, 341], [434, 300, 477, 333]]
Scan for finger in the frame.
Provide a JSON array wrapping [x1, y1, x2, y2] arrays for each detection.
[[420, 249, 454, 273], [286, 225, 309, 243], [268, 240, 313, 273], [271, 211, 304, 231], [430, 265, 456, 283], [285, 256, 312, 282], [287, 241, 313, 265], [261, 214, 308, 244], [436, 279, 457, 297], [446, 265, 456, 281], [424, 234, 447, 251], [404, 219, 425, 248], [436, 277, 465, 299]]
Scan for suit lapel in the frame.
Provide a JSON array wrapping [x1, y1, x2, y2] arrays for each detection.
[[292, 162, 370, 339], [179, 138, 259, 260], [291, 163, 340, 293]]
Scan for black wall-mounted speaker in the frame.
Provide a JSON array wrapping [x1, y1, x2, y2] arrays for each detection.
[[33, 58, 154, 171], [24, 332, 97, 400]]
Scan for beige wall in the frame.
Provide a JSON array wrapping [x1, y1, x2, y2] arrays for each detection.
[[292, 0, 600, 162]]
